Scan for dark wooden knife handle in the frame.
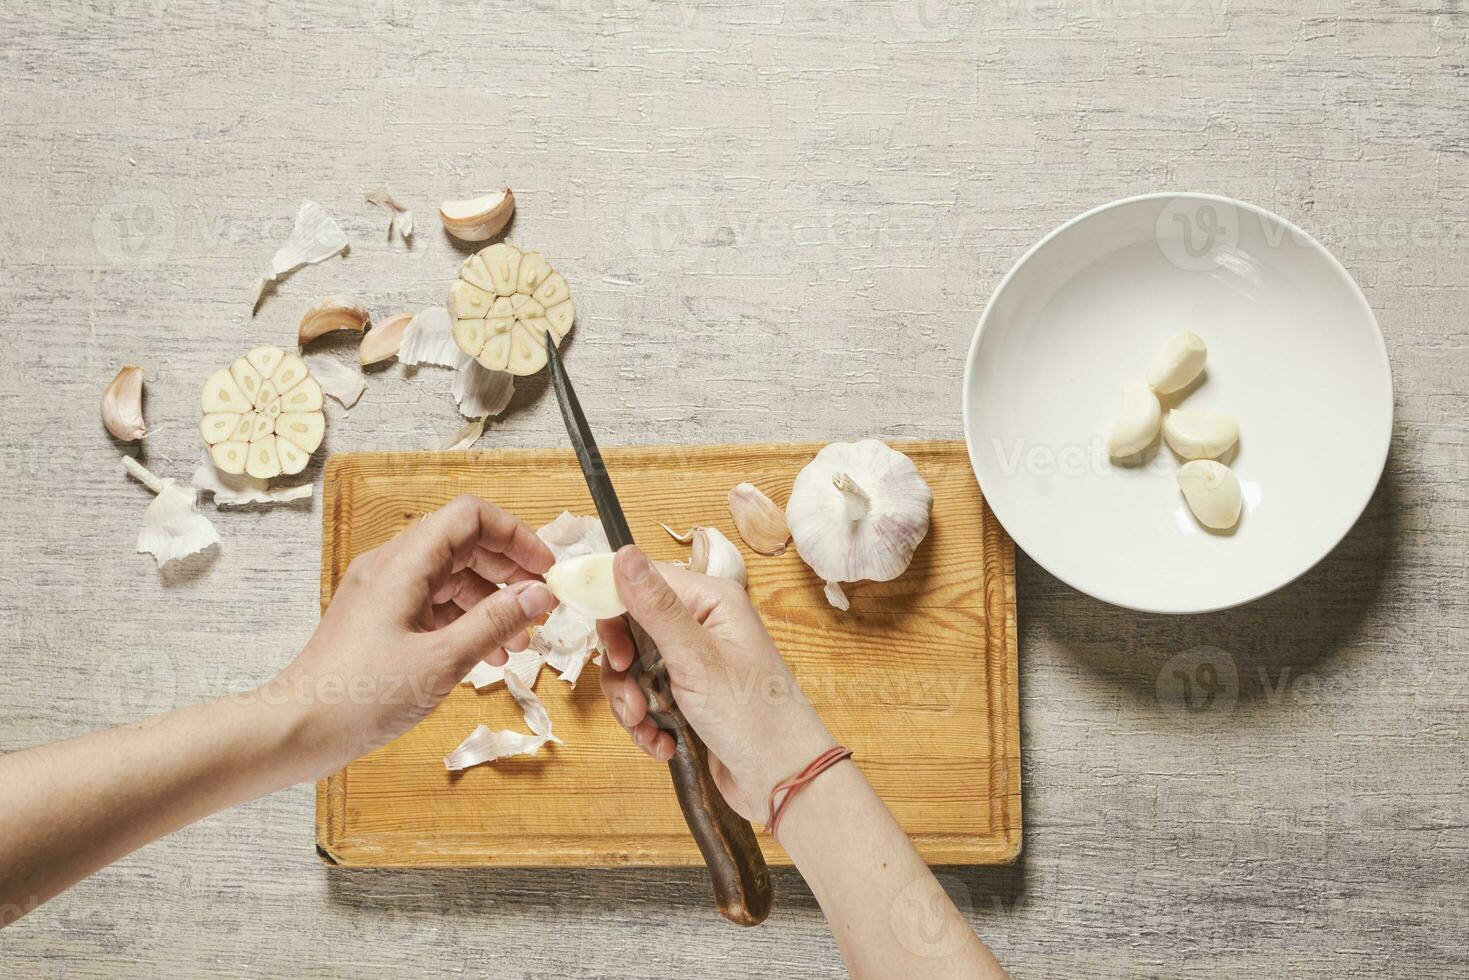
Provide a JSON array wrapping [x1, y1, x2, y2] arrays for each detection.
[[627, 619, 773, 926]]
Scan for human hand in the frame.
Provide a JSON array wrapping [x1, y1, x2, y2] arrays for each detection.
[[263, 495, 557, 778], [596, 546, 836, 823]]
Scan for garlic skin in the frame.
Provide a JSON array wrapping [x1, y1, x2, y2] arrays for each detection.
[[544, 552, 625, 619], [1177, 459, 1242, 529], [363, 185, 413, 240], [688, 526, 747, 587], [359, 312, 412, 365], [728, 483, 790, 555], [1162, 409, 1239, 460], [1107, 381, 1162, 458], [786, 440, 933, 609], [439, 188, 515, 242], [1147, 331, 1207, 394], [103, 365, 146, 441], [299, 295, 370, 346]]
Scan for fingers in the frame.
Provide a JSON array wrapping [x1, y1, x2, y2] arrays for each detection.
[[598, 655, 674, 762], [596, 617, 637, 672], [433, 580, 557, 672], [611, 546, 719, 684], [387, 496, 556, 604], [432, 567, 498, 611]]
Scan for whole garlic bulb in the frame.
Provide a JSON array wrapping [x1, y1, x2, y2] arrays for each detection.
[[786, 440, 933, 610]]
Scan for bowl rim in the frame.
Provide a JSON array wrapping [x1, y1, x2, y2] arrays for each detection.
[[961, 191, 1394, 614]]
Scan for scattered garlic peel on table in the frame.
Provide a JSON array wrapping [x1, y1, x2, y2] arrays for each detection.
[[298, 295, 370, 347], [462, 650, 543, 691], [191, 453, 313, 507], [200, 345, 326, 479], [439, 188, 514, 242], [102, 365, 146, 441], [434, 417, 485, 451], [123, 456, 220, 567], [363, 185, 413, 240], [728, 483, 789, 555], [302, 353, 366, 409], [444, 669, 561, 771], [449, 242, 575, 376], [786, 440, 933, 610], [251, 201, 348, 313], [398, 307, 515, 419]]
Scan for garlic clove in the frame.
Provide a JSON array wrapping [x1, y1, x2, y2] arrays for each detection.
[[545, 299, 575, 341], [248, 412, 275, 442], [102, 365, 147, 441], [275, 412, 325, 454], [489, 296, 516, 318], [230, 358, 264, 404], [200, 412, 239, 446], [271, 353, 309, 395], [210, 440, 249, 475], [298, 296, 370, 347], [453, 318, 488, 357], [1107, 381, 1162, 458], [246, 345, 286, 379], [532, 271, 570, 308], [246, 434, 282, 479], [1147, 331, 1207, 395], [688, 526, 747, 586], [483, 242, 522, 295], [517, 251, 551, 294], [506, 327, 548, 375], [438, 188, 514, 243], [202, 368, 250, 413], [230, 412, 257, 442], [276, 437, 310, 476], [449, 280, 496, 320], [279, 376, 322, 413], [544, 552, 625, 619], [255, 380, 281, 416], [359, 312, 413, 366], [1177, 459, 1242, 529], [478, 330, 512, 372], [1162, 409, 1239, 461], [728, 483, 789, 555], [511, 294, 545, 319], [459, 253, 498, 294]]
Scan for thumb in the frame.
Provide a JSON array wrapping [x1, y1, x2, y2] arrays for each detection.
[[613, 546, 717, 676], [435, 581, 557, 671]]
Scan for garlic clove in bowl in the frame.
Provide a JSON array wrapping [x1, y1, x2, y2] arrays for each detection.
[[785, 439, 933, 609]]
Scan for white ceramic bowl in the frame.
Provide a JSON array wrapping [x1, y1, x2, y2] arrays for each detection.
[[962, 193, 1392, 614]]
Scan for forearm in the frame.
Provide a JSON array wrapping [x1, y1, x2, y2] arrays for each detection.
[[779, 762, 1006, 979], [0, 692, 311, 926]]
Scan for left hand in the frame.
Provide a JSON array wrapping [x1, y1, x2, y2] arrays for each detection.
[[261, 494, 557, 777]]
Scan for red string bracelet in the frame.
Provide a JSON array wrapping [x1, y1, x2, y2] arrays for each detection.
[[766, 746, 853, 839]]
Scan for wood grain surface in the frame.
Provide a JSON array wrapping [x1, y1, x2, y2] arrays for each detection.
[[1, 0, 1466, 977], [315, 442, 1021, 867]]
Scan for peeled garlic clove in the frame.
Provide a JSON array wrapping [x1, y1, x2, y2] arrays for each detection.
[[1163, 409, 1238, 460], [728, 483, 789, 555], [230, 412, 256, 442], [439, 188, 514, 242], [359, 312, 413, 366], [271, 353, 309, 394], [1177, 459, 1242, 529], [299, 295, 370, 346], [1147, 331, 1207, 395], [545, 299, 575, 341], [246, 434, 282, 479], [202, 368, 250, 413], [230, 357, 264, 404], [449, 280, 496, 320], [200, 412, 239, 446], [276, 437, 310, 476], [688, 526, 747, 586], [276, 412, 325, 454], [210, 440, 249, 476], [1107, 381, 1162, 458], [279, 376, 323, 413], [544, 553, 625, 619], [505, 328, 548, 375], [102, 365, 147, 441], [246, 345, 286, 379]]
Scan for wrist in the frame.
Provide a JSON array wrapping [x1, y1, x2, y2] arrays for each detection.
[[240, 669, 342, 783]]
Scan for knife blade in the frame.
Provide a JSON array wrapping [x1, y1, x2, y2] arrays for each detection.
[[545, 333, 773, 927]]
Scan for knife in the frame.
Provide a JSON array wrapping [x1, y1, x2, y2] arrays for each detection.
[[544, 333, 773, 927]]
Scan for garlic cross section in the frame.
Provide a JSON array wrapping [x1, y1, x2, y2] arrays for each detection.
[[449, 242, 575, 376], [200, 345, 326, 479]]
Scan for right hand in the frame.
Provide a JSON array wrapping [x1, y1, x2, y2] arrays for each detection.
[[597, 545, 836, 823]]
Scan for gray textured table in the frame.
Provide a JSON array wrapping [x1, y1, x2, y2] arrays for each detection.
[[2, 1, 1466, 977]]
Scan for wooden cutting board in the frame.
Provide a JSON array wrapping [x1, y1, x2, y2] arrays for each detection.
[[315, 440, 1020, 867]]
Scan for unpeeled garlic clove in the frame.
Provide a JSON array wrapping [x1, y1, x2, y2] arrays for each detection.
[[1107, 381, 1162, 458], [1147, 331, 1207, 395], [1177, 459, 1242, 529], [299, 296, 371, 346], [544, 552, 624, 619], [439, 188, 515, 242], [1162, 409, 1238, 460], [103, 365, 146, 441], [688, 526, 747, 587], [359, 312, 413, 365], [728, 483, 789, 555]]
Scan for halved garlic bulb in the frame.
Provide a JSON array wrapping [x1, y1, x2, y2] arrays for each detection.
[[1177, 459, 1242, 529], [786, 440, 933, 609], [1162, 409, 1238, 460], [448, 242, 575, 376], [1147, 331, 1207, 394], [544, 552, 624, 620], [1107, 381, 1162, 458], [200, 345, 325, 479]]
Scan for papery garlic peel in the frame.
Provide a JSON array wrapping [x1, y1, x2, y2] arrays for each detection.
[[448, 242, 575, 376], [439, 189, 514, 242], [786, 440, 933, 608], [299, 295, 370, 346], [359, 312, 412, 365], [200, 345, 326, 479], [728, 483, 789, 555], [544, 552, 624, 620], [103, 365, 146, 441]]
